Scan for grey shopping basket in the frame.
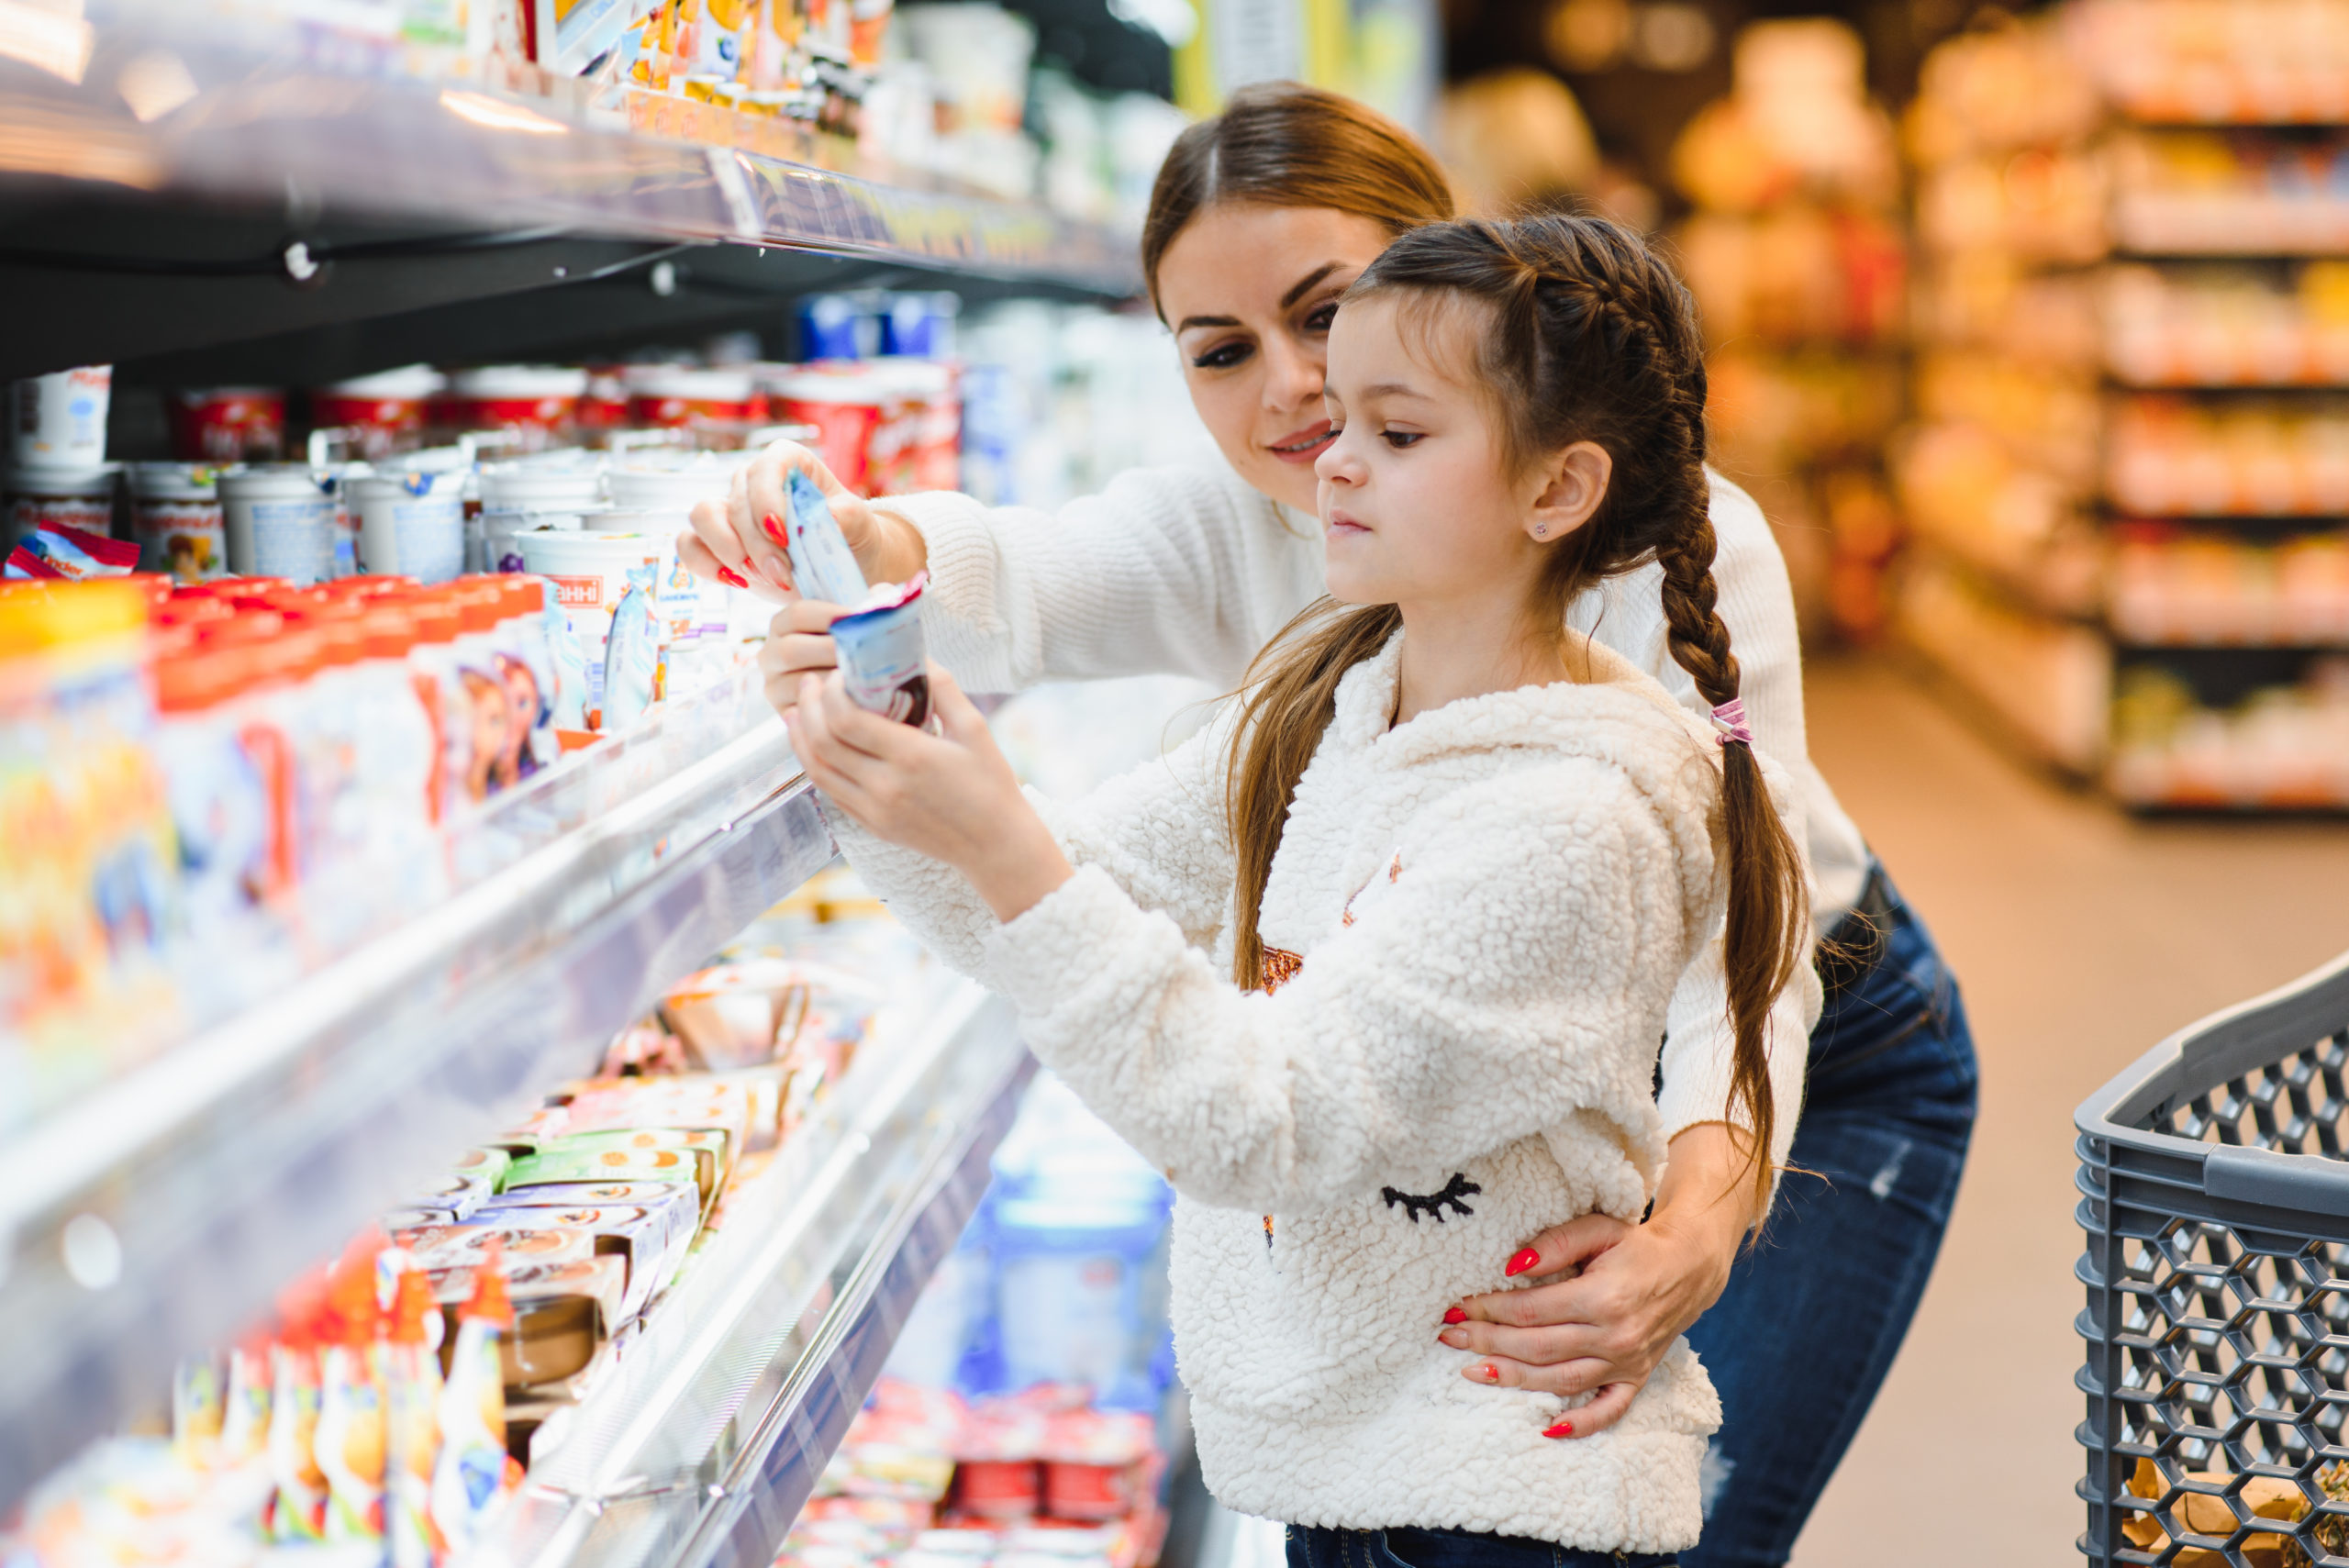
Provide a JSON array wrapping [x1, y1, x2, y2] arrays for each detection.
[[2077, 949, 2349, 1567]]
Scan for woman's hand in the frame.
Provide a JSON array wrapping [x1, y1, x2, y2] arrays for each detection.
[[785, 662, 1074, 924], [678, 439, 929, 601], [1437, 1122, 1759, 1437]]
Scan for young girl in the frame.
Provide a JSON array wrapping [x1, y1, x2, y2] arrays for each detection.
[[787, 215, 1814, 1565]]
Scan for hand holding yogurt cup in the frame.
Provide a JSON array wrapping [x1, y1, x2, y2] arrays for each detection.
[[677, 439, 927, 604]]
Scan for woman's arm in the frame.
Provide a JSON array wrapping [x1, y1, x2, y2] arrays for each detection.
[[684, 441, 1310, 703]]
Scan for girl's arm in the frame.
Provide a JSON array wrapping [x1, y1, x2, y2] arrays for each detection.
[[795, 667, 1697, 1214], [796, 672, 1239, 984], [976, 764, 1686, 1214]]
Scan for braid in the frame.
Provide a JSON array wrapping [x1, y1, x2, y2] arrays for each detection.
[[1348, 213, 1809, 1218]]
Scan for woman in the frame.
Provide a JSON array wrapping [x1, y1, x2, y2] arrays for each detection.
[[688, 83, 1976, 1568]]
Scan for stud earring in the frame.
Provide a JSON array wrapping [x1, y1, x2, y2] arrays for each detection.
[[1534, 524, 1548, 538]]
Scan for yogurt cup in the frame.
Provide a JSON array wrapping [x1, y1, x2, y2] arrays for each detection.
[[480, 458, 605, 573], [171, 387, 284, 462], [6, 462, 117, 549], [517, 528, 669, 684], [604, 450, 743, 515], [128, 462, 227, 583], [312, 365, 442, 459], [625, 365, 761, 429], [440, 366, 588, 450], [9, 366, 111, 467], [767, 368, 889, 495], [218, 465, 336, 585], [350, 470, 467, 584]]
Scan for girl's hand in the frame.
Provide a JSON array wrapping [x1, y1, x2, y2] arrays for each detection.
[[785, 662, 1074, 924], [678, 439, 928, 601], [1436, 1122, 1756, 1438], [757, 600, 848, 717]]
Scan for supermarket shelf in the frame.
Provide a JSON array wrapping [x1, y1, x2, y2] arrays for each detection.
[[1905, 535, 2104, 625], [0, 6, 1141, 377], [0, 704, 837, 1510], [484, 984, 1033, 1568]]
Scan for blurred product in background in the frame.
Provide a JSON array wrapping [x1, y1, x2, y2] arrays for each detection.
[[1673, 17, 1908, 641], [1900, 0, 2349, 809]]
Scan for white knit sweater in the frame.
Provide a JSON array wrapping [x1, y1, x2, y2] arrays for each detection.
[[877, 461, 1846, 1155], [831, 634, 1822, 1551]]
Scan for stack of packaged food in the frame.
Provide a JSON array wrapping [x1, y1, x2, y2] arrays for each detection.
[[1900, 0, 2349, 807], [783, 1381, 1168, 1568], [8, 873, 921, 1568]]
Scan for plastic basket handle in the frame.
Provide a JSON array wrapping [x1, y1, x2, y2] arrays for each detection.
[[2205, 1143, 2349, 1215]]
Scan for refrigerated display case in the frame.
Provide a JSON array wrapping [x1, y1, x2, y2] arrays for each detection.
[[1898, 0, 2349, 808], [0, 1, 1157, 1559]]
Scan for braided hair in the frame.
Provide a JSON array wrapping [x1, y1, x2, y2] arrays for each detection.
[[1223, 214, 1806, 1208]]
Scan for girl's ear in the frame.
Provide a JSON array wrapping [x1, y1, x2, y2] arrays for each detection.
[[1527, 441, 1612, 544]]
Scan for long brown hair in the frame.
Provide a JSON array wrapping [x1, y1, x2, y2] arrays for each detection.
[[1141, 81, 1455, 314], [1224, 215, 1809, 1207]]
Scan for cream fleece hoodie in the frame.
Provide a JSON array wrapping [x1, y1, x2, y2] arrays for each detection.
[[830, 632, 1824, 1552]]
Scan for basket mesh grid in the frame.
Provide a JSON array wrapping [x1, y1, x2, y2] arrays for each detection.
[[2082, 1029, 2349, 1565]]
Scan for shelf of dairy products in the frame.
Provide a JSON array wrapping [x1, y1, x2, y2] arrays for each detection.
[[484, 983, 1030, 1568], [0, 657, 839, 1506], [3, 882, 1036, 1568], [0, 1, 1141, 299]]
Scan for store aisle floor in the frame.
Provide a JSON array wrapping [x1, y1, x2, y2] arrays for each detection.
[[1789, 659, 2349, 1566]]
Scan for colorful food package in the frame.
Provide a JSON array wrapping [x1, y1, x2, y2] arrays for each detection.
[[429, 1251, 513, 1557], [314, 1259, 388, 1544], [427, 1255, 628, 1387], [384, 1267, 445, 1568], [465, 1201, 692, 1318], [1039, 1410, 1157, 1522], [829, 573, 931, 727], [600, 563, 662, 731], [543, 1126, 732, 1192], [501, 1143, 708, 1210], [6, 521, 139, 581], [782, 467, 870, 604]]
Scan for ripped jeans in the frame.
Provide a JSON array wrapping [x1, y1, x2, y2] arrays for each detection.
[[1680, 862, 1978, 1567]]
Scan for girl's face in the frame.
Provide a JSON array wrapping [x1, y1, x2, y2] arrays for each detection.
[[1156, 203, 1397, 514], [1315, 294, 1609, 614]]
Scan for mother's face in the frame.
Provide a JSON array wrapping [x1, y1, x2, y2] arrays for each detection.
[[1155, 203, 1397, 515]]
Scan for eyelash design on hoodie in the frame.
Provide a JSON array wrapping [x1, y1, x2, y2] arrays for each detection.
[[1381, 1173, 1481, 1223]]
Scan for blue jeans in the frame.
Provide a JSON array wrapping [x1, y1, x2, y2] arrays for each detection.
[[1286, 1524, 1675, 1568], [1681, 862, 1977, 1566]]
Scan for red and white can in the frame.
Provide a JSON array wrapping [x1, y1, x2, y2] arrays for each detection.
[[626, 365, 762, 429], [439, 366, 589, 450], [311, 364, 442, 460], [170, 387, 285, 462], [767, 366, 889, 495]]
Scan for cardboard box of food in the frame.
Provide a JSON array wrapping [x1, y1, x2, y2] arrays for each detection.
[[428, 1255, 629, 1388]]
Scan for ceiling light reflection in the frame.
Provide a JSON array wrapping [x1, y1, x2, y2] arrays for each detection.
[[0, 0, 94, 84], [439, 87, 571, 137]]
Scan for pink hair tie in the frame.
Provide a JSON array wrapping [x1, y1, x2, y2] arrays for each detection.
[[1709, 697, 1753, 748]]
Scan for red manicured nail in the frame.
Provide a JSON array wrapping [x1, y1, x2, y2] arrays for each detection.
[[763, 513, 787, 545], [1442, 1307, 1467, 1325], [1506, 1248, 1541, 1277], [718, 565, 750, 588], [1542, 1421, 1574, 1439], [1473, 1363, 1497, 1383]]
